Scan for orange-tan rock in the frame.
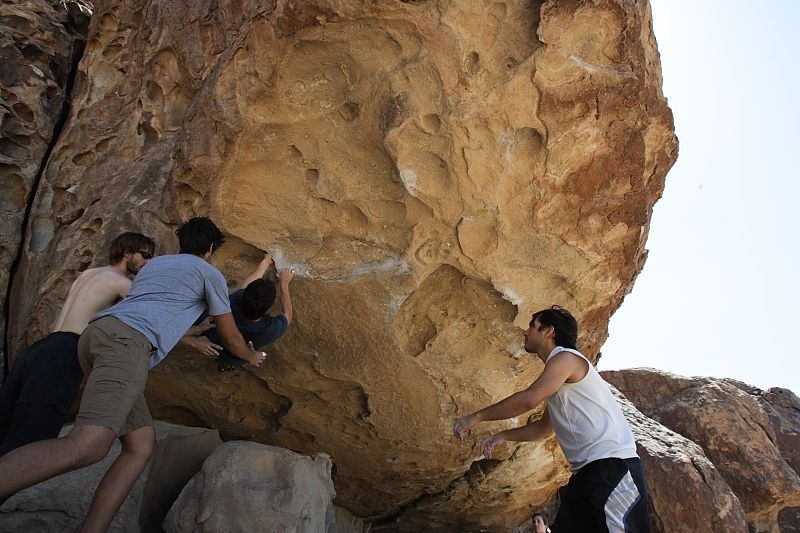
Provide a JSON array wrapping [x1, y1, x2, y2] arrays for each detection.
[[604, 369, 800, 532], [0, 0, 90, 348], [612, 386, 748, 532], [4, 0, 676, 528]]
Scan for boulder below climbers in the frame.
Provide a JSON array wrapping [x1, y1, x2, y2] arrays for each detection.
[[604, 369, 800, 531], [139, 422, 224, 532], [164, 441, 336, 533], [611, 386, 748, 532], [0, 421, 221, 533]]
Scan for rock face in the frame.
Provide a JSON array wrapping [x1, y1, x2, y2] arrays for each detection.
[[331, 506, 371, 533], [0, 422, 221, 533], [604, 369, 800, 532], [4, 0, 677, 529], [164, 441, 336, 533], [138, 423, 223, 533], [611, 386, 748, 532], [0, 0, 90, 358]]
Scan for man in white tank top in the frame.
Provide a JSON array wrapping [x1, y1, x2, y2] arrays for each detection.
[[453, 306, 652, 532]]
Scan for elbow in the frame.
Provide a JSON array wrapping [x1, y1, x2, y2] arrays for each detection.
[[520, 391, 542, 412]]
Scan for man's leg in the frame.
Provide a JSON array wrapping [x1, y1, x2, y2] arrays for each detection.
[[587, 458, 652, 533], [550, 470, 595, 532], [0, 403, 69, 456], [0, 344, 33, 447], [81, 425, 155, 533], [0, 424, 115, 498], [1, 332, 82, 456]]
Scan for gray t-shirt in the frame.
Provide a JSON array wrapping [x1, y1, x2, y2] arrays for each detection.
[[93, 254, 231, 368]]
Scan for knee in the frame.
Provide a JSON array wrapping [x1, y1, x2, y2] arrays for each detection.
[[122, 426, 155, 463], [66, 425, 116, 467]]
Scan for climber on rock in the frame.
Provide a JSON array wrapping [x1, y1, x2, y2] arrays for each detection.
[[180, 252, 294, 372], [453, 306, 652, 532], [0, 217, 266, 532]]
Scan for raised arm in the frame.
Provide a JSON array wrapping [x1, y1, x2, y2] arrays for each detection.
[[277, 267, 293, 324], [453, 352, 584, 440], [238, 253, 272, 290], [213, 312, 265, 366]]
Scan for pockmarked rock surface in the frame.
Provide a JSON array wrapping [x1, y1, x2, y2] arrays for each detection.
[[6, 0, 677, 528], [164, 441, 336, 533], [0, 422, 220, 533], [0, 0, 90, 356], [604, 369, 800, 532], [611, 386, 748, 532]]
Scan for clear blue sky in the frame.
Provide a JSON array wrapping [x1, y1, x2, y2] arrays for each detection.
[[602, 0, 800, 393]]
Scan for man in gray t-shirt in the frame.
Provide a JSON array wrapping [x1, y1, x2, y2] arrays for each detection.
[[0, 217, 266, 532]]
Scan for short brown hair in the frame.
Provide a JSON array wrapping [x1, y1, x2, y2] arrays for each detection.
[[109, 232, 155, 263]]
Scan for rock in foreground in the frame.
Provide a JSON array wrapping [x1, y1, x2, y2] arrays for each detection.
[[164, 441, 335, 533]]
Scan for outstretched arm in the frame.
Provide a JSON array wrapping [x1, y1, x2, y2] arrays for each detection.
[[179, 334, 223, 358], [453, 352, 583, 440], [184, 316, 215, 337], [479, 409, 553, 458], [278, 267, 293, 324], [180, 317, 221, 357], [238, 253, 272, 290], [213, 312, 265, 366]]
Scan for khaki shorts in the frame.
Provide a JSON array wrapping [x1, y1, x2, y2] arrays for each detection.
[[75, 316, 153, 436]]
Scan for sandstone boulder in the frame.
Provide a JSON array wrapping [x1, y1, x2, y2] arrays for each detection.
[[611, 386, 748, 532], [0, 421, 221, 533], [604, 369, 800, 531], [5, 0, 677, 528], [139, 422, 223, 533], [0, 426, 146, 533], [164, 441, 335, 533]]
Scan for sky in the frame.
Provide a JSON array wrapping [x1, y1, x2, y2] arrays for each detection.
[[601, 0, 800, 393]]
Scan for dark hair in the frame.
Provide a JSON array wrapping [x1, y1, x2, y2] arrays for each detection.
[[175, 217, 224, 256], [241, 279, 276, 320], [109, 232, 155, 263], [530, 305, 578, 349]]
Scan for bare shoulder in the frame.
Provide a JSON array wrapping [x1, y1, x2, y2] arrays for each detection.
[[81, 267, 130, 290], [549, 351, 589, 382]]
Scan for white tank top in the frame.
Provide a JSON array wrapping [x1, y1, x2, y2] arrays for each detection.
[[545, 346, 638, 472]]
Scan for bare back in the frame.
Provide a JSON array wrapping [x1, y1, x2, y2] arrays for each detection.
[[52, 266, 132, 335]]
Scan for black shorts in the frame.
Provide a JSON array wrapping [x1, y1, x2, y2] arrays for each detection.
[[0, 332, 83, 456], [551, 457, 652, 533]]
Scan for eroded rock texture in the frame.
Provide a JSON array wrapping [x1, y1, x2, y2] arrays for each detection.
[[0, 0, 90, 355], [612, 387, 748, 532], [604, 369, 800, 532], [6, 0, 676, 529]]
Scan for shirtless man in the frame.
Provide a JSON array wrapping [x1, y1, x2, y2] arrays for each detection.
[[0, 217, 264, 532], [0, 232, 155, 457]]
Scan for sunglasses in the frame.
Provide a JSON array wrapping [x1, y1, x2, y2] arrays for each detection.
[[137, 250, 154, 260]]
